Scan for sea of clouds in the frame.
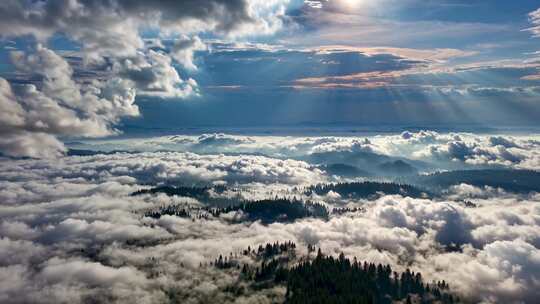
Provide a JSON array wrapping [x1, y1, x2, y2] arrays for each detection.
[[1, 131, 539, 303], [71, 130, 540, 170]]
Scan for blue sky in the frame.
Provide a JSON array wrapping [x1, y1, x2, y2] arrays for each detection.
[[130, 0, 540, 128], [1, 0, 539, 132]]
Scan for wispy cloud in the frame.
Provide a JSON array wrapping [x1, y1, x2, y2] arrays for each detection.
[[523, 7, 540, 80]]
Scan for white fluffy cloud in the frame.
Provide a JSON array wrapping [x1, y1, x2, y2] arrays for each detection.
[[0, 45, 140, 157], [0, 152, 325, 202], [115, 50, 199, 98], [356, 130, 540, 170], [171, 36, 208, 71], [0, 0, 290, 158], [70, 131, 540, 171], [0, 0, 289, 55], [405, 133, 540, 170]]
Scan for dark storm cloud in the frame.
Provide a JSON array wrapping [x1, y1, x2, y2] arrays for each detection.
[[0, 0, 262, 42]]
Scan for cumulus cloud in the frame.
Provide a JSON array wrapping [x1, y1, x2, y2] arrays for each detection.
[[70, 131, 540, 171], [425, 240, 540, 303], [0, 0, 290, 157], [371, 131, 540, 170], [411, 134, 540, 169], [115, 50, 199, 98], [0, 258, 159, 304], [171, 36, 208, 71], [0, 152, 325, 193], [0, 0, 288, 53], [0, 45, 140, 157]]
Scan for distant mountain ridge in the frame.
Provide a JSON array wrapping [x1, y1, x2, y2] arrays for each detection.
[[407, 169, 540, 193]]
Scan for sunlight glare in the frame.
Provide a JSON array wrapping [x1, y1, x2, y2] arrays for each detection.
[[339, 0, 365, 9]]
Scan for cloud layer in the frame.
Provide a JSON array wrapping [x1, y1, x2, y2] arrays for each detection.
[[0, 0, 290, 157], [70, 131, 540, 171]]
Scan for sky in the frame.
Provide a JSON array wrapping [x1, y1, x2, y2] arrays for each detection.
[[1, 3, 540, 303], [0, 0, 539, 156]]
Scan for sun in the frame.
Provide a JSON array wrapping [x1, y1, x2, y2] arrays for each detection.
[[340, 0, 363, 7], [337, 0, 367, 10]]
